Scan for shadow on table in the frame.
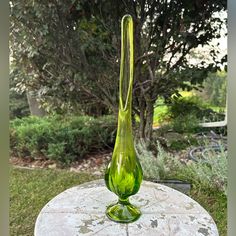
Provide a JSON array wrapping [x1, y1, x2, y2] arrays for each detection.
[[148, 179, 192, 196]]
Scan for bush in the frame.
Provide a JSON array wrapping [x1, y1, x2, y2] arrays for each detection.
[[10, 115, 116, 164], [197, 71, 227, 107], [164, 96, 226, 134], [169, 96, 217, 119], [171, 113, 200, 133], [168, 135, 198, 151], [136, 141, 227, 195]]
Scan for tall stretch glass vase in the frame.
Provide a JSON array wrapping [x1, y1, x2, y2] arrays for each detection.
[[104, 15, 143, 223]]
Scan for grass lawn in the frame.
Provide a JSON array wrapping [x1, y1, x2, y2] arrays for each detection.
[[190, 186, 227, 236], [10, 167, 97, 236], [10, 167, 227, 236]]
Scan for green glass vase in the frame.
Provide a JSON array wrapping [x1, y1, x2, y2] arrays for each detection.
[[104, 15, 143, 223]]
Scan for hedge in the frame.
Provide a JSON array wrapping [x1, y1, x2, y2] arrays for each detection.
[[10, 115, 116, 164]]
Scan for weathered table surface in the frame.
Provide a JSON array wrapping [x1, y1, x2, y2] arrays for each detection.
[[35, 179, 218, 236]]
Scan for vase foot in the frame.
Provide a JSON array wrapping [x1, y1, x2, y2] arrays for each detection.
[[106, 202, 141, 223]]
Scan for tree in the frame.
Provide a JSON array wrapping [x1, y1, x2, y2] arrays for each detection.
[[197, 71, 227, 107], [9, 68, 30, 119], [10, 0, 227, 140], [10, 0, 119, 116]]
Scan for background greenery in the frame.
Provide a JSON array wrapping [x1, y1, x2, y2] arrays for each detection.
[[10, 0, 227, 140], [10, 115, 116, 164]]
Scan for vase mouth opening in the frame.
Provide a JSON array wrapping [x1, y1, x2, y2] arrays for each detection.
[[119, 14, 133, 113]]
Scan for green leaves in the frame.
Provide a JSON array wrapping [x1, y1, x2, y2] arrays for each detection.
[[10, 0, 227, 140], [10, 115, 116, 164]]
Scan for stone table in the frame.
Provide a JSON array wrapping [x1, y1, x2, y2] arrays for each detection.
[[35, 179, 219, 236]]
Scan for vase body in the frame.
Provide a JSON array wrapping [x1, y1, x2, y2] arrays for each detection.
[[104, 15, 143, 223]]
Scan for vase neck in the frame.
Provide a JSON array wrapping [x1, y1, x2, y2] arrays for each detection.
[[118, 15, 134, 112], [117, 109, 132, 138], [116, 15, 134, 145]]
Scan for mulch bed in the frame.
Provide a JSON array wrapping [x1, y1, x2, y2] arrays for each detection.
[[10, 151, 112, 176], [10, 149, 192, 174]]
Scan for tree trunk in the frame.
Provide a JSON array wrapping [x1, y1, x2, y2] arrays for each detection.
[[144, 102, 154, 142], [139, 99, 146, 139], [26, 91, 46, 117]]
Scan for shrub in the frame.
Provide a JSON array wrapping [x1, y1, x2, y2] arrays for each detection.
[[171, 113, 200, 133], [10, 115, 116, 164], [197, 71, 227, 107], [163, 96, 226, 134], [171, 95, 225, 119], [168, 136, 198, 151], [136, 141, 227, 195], [169, 96, 214, 119], [136, 140, 174, 180]]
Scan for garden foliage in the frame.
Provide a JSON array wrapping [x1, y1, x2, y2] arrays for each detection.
[[136, 141, 227, 195], [10, 115, 116, 164], [198, 71, 227, 107], [154, 95, 226, 134], [10, 0, 227, 140]]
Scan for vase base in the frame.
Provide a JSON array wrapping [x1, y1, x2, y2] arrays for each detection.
[[106, 202, 141, 223]]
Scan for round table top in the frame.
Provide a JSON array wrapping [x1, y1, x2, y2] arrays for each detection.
[[35, 179, 218, 236]]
